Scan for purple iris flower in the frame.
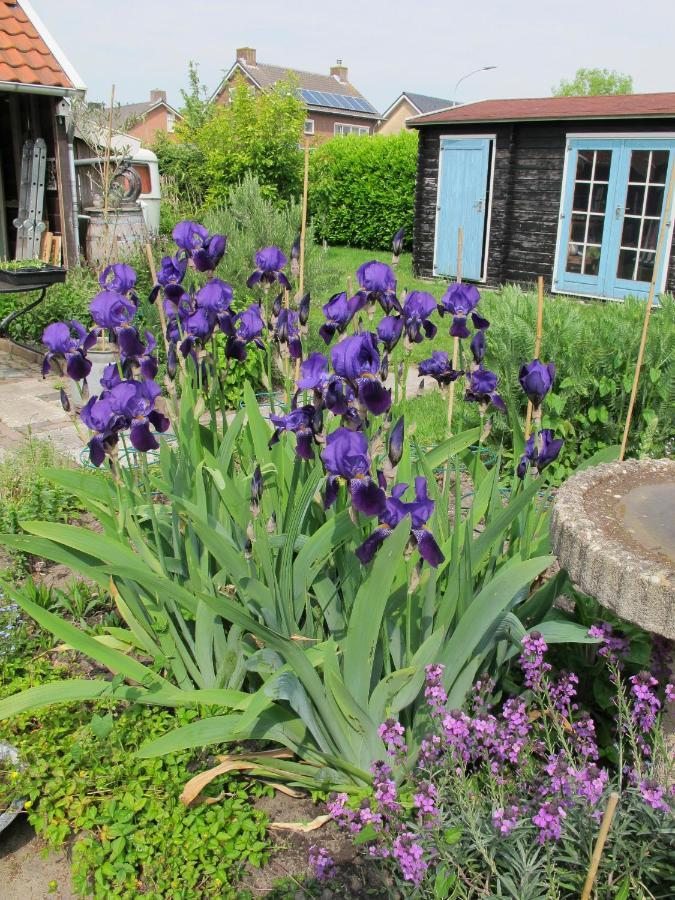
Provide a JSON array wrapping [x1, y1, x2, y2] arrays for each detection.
[[319, 292, 365, 344], [99, 263, 137, 296], [270, 405, 322, 460], [356, 260, 399, 314], [517, 430, 564, 479], [80, 393, 122, 466], [418, 351, 463, 387], [355, 477, 444, 568], [42, 320, 98, 382], [519, 359, 556, 409], [193, 233, 227, 273], [321, 427, 386, 516], [438, 283, 481, 338], [117, 328, 158, 381], [331, 332, 391, 416], [179, 308, 216, 358], [401, 291, 437, 344], [90, 290, 137, 330], [222, 303, 265, 361], [149, 254, 188, 303], [465, 366, 506, 411], [173, 220, 209, 253], [296, 352, 353, 416], [470, 330, 486, 365], [246, 246, 291, 290], [377, 315, 403, 352], [108, 379, 170, 452], [392, 227, 405, 259], [272, 308, 302, 359], [195, 279, 233, 314], [297, 352, 330, 391], [100, 362, 122, 391]]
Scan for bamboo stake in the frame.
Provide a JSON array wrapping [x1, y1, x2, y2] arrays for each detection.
[[102, 84, 115, 260], [580, 791, 619, 900], [295, 138, 311, 381], [524, 275, 545, 439], [446, 227, 463, 432], [619, 163, 675, 460]]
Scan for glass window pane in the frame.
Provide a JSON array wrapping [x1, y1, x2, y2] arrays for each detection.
[[570, 214, 587, 243], [636, 252, 655, 282], [590, 183, 608, 213], [566, 244, 582, 273], [625, 185, 645, 215], [594, 151, 611, 182], [629, 150, 650, 183], [645, 185, 664, 217], [583, 246, 601, 276], [575, 151, 593, 181], [617, 249, 637, 280], [650, 151, 668, 184], [587, 215, 604, 244], [621, 216, 641, 248], [641, 219, 659, 251], [573, 182, 590, 211]]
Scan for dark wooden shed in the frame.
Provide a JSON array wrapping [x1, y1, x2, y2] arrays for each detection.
[[410, 93, 675, 301]]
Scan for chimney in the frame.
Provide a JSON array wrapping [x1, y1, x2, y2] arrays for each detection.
[[330, 59, 348, 82], [150, 89, 167, 104], [237, 47, 257, 67]]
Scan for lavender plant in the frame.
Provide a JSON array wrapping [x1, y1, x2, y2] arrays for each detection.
[[0, 223, 596, 791]]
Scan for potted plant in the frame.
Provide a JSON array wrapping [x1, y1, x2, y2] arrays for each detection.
[[0, 258, 67, 290]]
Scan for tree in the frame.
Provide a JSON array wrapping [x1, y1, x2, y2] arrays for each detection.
[[552, 68, 633, 97], [194, 75, 306, 205], [176, 61, 215, 141]]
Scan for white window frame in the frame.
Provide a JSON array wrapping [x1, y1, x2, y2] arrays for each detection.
[[432, 133, 497, 284], [552, 132, 675, 302], [304, 119, 315, 135], [166, 113, 175, 134], [334, 122, 370, 137]]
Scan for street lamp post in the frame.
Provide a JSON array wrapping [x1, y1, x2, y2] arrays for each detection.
[[453, 66, 497, 101]]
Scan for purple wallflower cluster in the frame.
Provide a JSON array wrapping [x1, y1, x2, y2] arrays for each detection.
[[520, 631, 552, 690], [588, 622, 630, 668], [308, 844, 336, 881]]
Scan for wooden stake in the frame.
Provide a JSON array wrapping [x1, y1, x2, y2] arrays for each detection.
[[145, 242, 173, 368], [298, 138, 310, 298], [581, 791, 619, 900], [102, 84, 115, 259], [524, 275, 545, 440], [619, 163, 675, 460], [446, 227, 464, 432]]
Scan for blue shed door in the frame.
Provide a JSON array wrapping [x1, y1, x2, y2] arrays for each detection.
[[434, 138, 491, 280], [555, 138, 675, 300]]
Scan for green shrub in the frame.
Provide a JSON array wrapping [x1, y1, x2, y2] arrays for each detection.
[[309, 132, 417, 250]]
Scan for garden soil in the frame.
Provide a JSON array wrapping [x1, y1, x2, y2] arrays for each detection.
[[0, 816, 75, 899]]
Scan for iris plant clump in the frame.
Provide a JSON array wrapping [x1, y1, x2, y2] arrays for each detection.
[[311, 634, 674, 891]]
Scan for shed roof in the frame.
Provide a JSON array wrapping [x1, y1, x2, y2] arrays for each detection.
[[410, 92, 675, 126], [0, 0, 84, 91]]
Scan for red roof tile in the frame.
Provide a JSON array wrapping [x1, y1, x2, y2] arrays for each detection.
[[411, 93, 675, 126], [0, 0, 74, 89]]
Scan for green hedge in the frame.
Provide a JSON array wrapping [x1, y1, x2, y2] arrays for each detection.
[[309, 131, 417, 250]]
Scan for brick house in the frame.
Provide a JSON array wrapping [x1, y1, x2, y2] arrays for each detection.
[[377, 92, 457, 135], [212, 47, 379, 143], [112, 90, 182, 146]]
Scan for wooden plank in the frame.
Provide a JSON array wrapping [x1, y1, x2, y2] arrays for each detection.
[[40, 231, 53, 262], [51, 235, 62, 266], [52, 102, 78, 268]]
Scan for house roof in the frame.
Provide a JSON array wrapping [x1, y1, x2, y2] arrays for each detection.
[[402, 92, 457, 115], [410, 92, 675, 126], [218, 59, 379, 117], [111, 99, 181, 130], [0, 0, 85, 92]]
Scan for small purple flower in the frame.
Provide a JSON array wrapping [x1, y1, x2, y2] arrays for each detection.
[[465, 366, 505, 411], [172, 220, 209, 252], [42, 320, 98, 382], [391, 832, 428, 885], [519, 359, 556, 409], [99, 263, 137, 296], [424, 664, 448, 717], [90, 290, 137, 330], [401, 291, 437, 344], [246, 246, 291, 290], [639, 779, 670, 812], [378, 718, 407, 757], [629, 672, 661, 735], [520, 631, 552, 691], [319, 291, 365, 344], [438, 283, 480, 338], [492, 805, 520, 835], [355, 477, 444, 568], [588, 622, 630, 667], [308, 845, 336, 882], [418, 351, 463, 387], [532, 801, 566, 842], [371, 760, 400, 812], [192, 233, 226, 272], [355, 260, 399, 314], [321, 427, 386, 516]]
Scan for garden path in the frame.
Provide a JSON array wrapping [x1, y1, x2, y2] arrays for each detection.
[[0, 344, 82, 463]]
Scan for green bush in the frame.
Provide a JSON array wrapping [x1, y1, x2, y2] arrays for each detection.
[[309, 132, 418, 250]]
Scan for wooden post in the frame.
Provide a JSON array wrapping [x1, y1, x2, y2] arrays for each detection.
[[524, 275, 545, 440], [619, 163, 675, 460], [446, 228, 464, 432], [102, 85, 115, 259], [298, 138, 310, 299], [581, 791, 619, 900]]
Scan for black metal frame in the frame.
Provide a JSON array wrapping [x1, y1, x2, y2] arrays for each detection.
[[0, 282, 48, 339]]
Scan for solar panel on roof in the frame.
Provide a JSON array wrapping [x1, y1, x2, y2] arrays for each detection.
[[299, 88, 376, 114]]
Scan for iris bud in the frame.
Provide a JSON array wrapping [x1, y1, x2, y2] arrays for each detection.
[[298, 292, 310, 326], [388, 416, 404, 467]]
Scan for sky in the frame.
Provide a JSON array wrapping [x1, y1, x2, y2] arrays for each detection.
[[32, 0, 675, 112]]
